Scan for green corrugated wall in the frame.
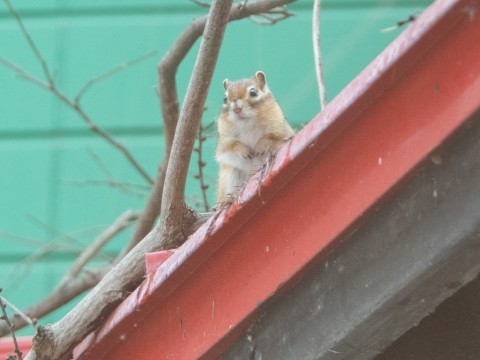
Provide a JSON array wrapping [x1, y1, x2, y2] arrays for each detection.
[[0, 0, 431, 335]]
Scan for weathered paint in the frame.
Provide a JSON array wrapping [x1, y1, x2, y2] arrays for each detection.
[[75, 0, 480, 358]]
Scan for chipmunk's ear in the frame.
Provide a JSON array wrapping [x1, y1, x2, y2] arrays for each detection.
[[223, 79, 230, 90], [254, 71, 267, 90]]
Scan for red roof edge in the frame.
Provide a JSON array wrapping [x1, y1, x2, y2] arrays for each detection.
[[75, 0, 480, 358], [0, 337, 32, 359]]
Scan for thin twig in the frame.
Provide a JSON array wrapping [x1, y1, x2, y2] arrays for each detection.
[[6, 0, 295, 355], [0, 56, 51, 89], [0, 289, 24, 360], [74, 50, 159, 105], [0, 295, 37, 330], [58, 210, 139, 289], [0, 230, 79, 250], [381, 10, 420, 32], [15, 213, 213, 355], [240, 0, 250, 12], [82, 148, 152, 196], [0, 62, 153, 185], [62, 178, 150, 197], [133, 0, 297, 247], [0, 268, 107, 338], [313, 0, 327, 111], [249, 7, 294, 25], [194, 122, 212, 211], [124, 159, 168, 250], [4, 244, 87, 291], [5, 246, 78, 290], [3, 221, 111, 290], [26, 214, 94, 249], [3, 0, 53, 85], [191, 0, 211, 8], [2, 0, 154, 184], [52, 88, 154, 184], [0, 210, 154, 338], [194, 0, 293, 25]]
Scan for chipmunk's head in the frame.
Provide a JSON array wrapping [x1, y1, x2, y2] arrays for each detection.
[[222, 71, 272, 122]]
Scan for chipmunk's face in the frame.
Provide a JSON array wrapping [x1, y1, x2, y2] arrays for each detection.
[[222, 71, 270, 122]]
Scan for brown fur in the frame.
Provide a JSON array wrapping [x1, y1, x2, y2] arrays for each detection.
[[216, 71, 294, 204]]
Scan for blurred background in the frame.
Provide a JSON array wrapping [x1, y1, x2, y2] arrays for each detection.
[[0, 0, 430, 335]]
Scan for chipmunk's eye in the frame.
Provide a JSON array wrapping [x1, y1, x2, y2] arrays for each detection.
[[223, 94, 227, 104], [249, 88, 258, 97]]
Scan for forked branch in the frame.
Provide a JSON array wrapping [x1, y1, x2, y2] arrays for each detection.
[[0, 211, 138, 338], [74, 50, 158, 106], [24, 2, 233, 358], [0, 1, 296, 342], [131, 0, 296, 244], [158, 0, 233, 241], [2, 0, 153, 184]]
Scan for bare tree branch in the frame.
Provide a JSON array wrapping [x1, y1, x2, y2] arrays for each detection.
[[0, 230, 81, 252], [0, 269, 106, 339], [51, 87, 154, 184], [0, 295, 37, 330], [0, 59, 154, 184], [3, 0, 53, 85], [2, 220, 97, 290], [58, 210, 138, 289], [158, 0, 296, 140], [0, 289, 24, 360], [313, 0, 327, 111], [26, 214, 95, 249], [131, 0, 296, 245], [159, 0, 297, 180], [24, 1, 234, 357], [249, 7, 294, 25], [192, 0, 294, 26], [23, 224, 205, 358], [0, 212, 134, 338], [191, 0, 211, 8], [2, 0, 295, 355], [127, 159, 169, 248], [74, 50, 159, 106], [0, 56, 51, 90], [158, 0, 233, 244], [70, 148, 152, 197], [0, 0, 292, 334], [1, 1, 154, 185], [61, 178, 149, 197], [194, 122, 212, 211]]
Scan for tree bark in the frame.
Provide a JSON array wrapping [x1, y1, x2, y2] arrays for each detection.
[[24, 1, 233, 358], [130, 0, 296, 246]]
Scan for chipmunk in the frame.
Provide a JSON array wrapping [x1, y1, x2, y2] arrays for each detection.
[[216, 71, 294, 204]]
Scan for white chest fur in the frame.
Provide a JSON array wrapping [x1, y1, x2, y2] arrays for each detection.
[[216, 117, 266, 174], [233, 117, 265, 148]]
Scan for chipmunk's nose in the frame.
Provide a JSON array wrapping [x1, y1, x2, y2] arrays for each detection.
[[232, 100, 243, 114]]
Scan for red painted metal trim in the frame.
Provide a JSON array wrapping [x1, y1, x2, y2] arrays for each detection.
[[145, 250, 176, 275], [76, 0, 480, 358], [0, 337, 32, 358]]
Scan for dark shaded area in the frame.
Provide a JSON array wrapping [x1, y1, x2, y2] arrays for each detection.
[[221, 111, 480, 359], [376, 274, 480, 360]]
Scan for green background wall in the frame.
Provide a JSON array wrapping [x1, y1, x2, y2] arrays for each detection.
[[0, 0, 430, 335]]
